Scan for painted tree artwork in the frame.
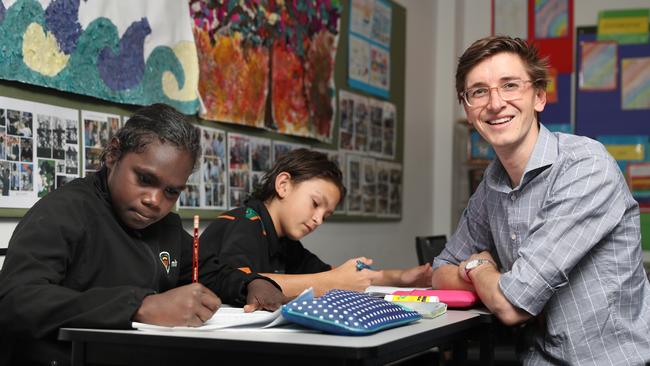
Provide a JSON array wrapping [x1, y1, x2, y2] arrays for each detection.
[[190, 0, 340, 142]]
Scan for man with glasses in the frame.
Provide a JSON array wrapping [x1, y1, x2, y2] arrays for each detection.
[[431, 35, 650, 365]]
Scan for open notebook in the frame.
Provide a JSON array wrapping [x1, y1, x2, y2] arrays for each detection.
[[132, 307, 288, 331], [133, 287, 423, 334]]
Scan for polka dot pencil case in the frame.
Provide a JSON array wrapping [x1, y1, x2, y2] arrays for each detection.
[[282, 288, 422, 335]]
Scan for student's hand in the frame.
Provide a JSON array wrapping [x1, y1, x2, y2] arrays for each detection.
[[133, 283, 221, 327], [331, 257, 384, 292], [243, 279, 288, 312], [396, 263, 434, 287]]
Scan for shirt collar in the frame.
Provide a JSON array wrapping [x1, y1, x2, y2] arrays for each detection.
[[485, 124, 558, 192], [245, 198, 284, 257]]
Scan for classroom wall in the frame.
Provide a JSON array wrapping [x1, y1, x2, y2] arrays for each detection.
[[2, 0, 650, 269], [0, 0, 448, 271]]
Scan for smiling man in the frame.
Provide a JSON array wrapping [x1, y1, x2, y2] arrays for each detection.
[[431, 36, 650, 365]]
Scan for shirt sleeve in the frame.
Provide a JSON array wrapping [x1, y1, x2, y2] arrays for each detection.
[[284, 241, 331, 274], [499, 152, 631, 316], [432, 179, 494, 270], [198, 218, 272, 305], [200, 217, 265, 272], [0, 194, 153, 339]]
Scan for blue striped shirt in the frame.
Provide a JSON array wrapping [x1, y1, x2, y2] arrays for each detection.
[[434, 125, 650, 365]]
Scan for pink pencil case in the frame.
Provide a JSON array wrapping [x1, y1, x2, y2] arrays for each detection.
[[392, 290, 479, 308]]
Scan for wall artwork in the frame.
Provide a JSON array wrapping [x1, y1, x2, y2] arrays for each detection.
[[0, 97, 79, 208], [621, 57, 650, 110], [348, 0, 391, 97], [191, 0, 341, 142], [339, 90, 396, 159], [580, 41, 617, 91], [179, 126, 228, 210], [0, 0, 199, 114], [81, 110, 121, 176]]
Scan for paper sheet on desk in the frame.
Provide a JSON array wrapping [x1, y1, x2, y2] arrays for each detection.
[[132, 307, 288, 332], [364, 285, 431, 297]]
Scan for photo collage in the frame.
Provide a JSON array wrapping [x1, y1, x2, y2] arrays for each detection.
[[82, 111, 122, 176], [0, 96, 402, 218], [0, 97, 80, 208], [339, 90, 402, 217]]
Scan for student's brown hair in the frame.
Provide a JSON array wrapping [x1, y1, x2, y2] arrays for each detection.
[[455, 36, 549, 104], [252, 148, 346, 203]]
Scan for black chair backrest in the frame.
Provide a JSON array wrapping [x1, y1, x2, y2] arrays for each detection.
[[415, 235, 447, 265], [0, 248, 6, 270]]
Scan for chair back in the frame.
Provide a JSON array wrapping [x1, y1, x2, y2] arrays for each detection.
[[0, 248, 6, 270], [415, 235, 447, 265]]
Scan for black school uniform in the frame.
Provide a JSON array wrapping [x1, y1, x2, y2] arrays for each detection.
[[0, 167, 267, 366], [200, 198, 331, 275]]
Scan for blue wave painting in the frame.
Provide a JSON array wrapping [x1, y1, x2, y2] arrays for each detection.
[[0, 0, 198, 114]]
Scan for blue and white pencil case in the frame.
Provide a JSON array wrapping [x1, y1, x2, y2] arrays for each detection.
[[282, 288, 422, 335]]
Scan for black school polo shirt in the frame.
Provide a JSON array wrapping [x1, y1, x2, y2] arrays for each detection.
[[200, 199, 331, 275]]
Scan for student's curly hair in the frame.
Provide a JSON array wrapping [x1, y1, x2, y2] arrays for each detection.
[[252, 148, 347, 203], [100, 104, 200, 168], [455, 35, 549, 104]]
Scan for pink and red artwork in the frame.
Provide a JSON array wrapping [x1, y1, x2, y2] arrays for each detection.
[[190, 0, 340, 142]]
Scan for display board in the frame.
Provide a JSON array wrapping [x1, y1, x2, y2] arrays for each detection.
[[575, 26, 650, 137]]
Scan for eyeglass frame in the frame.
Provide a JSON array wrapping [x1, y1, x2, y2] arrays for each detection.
[[459, 79, 543, 107]]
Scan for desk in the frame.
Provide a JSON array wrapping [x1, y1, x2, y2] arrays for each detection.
[[59, 310, 492, 366]]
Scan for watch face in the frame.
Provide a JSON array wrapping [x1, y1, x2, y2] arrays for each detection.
[[465, 259, 481, 270]]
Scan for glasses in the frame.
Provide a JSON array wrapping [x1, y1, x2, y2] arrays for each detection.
[[460, 79, 538, 107]]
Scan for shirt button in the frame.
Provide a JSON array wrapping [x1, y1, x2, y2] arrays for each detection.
[[510, 194, 516, 201], [510, 233, 516, 240]]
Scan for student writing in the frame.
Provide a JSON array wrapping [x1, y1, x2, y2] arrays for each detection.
[[200, 149, 433, 297], [0, 104, 285, 366]]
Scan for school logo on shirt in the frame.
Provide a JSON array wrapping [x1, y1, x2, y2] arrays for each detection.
[[159, 251, 171, 274]]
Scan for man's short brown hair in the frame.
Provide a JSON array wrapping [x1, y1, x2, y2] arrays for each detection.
[[455, 36, 549, 104]]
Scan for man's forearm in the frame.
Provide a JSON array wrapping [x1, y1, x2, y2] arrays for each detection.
[[468, 265, 531, 326]]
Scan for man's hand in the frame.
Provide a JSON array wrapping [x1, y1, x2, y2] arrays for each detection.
[[243, 278, 288, 312], [458, 251, 497, 283], [133, 283, 221, 327]]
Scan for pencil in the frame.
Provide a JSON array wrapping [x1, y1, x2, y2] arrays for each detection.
[[192, 215, 200, 283]]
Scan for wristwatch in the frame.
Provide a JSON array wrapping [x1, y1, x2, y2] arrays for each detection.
[[464, 258, 493, 278]]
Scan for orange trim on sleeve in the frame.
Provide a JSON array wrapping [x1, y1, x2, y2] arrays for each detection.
[[249, 216, 260, 221], [238, 267, 252, 274], [217, 215, 236, 220]]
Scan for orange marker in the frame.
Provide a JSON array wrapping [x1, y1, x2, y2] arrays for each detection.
[[192, 215, 200, 283]]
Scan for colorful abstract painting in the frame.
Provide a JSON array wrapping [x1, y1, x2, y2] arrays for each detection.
[[534, 0, 568, 39], [580, 41, 617, 91], [191, 0, 341, 142], [0, 0, 199, 114], [621, 57, 650, 110]]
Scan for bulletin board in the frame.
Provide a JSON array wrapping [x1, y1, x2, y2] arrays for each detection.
[[540, 72, 572, 126], [575, 25, 650, 252], [575, 26, 650, 137], [0, 0, 407, 222]]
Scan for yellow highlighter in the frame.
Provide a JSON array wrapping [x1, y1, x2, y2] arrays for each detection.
[[384, 295, 439, 303]]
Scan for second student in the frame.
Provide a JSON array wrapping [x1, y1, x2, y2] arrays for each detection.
[[200, 149, 432, 297]]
